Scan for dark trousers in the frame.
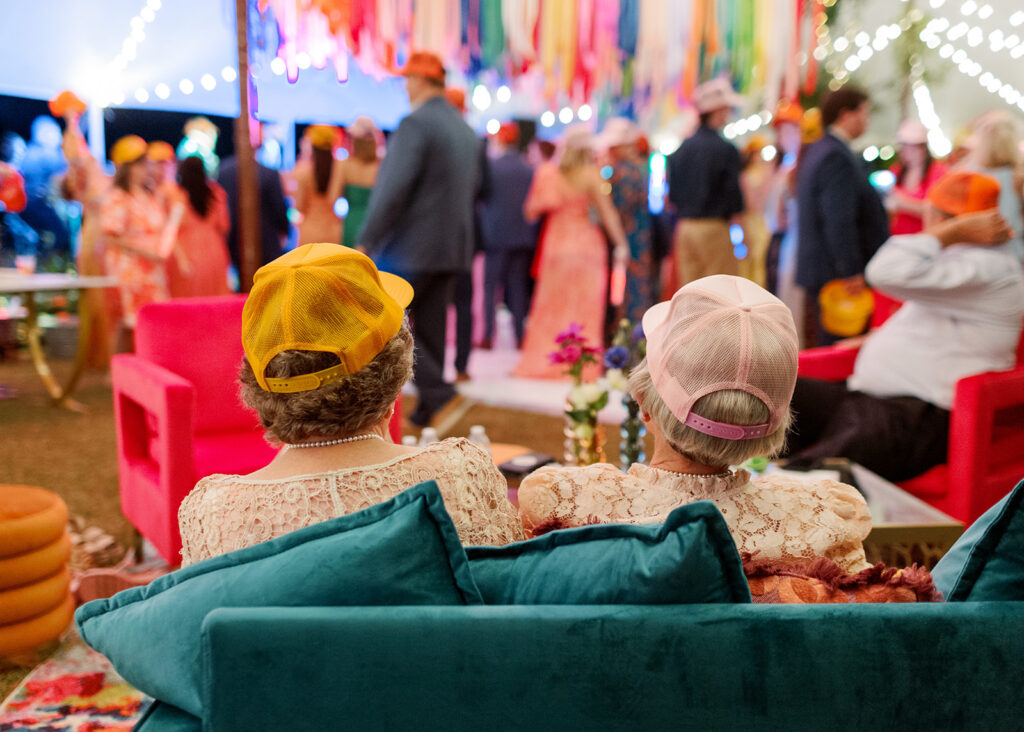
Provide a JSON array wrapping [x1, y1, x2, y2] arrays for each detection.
[[783, 377, 950, 482], [401, 270, 458, 420], [454, 270, 473, 374], [483, 247, 533, 344]]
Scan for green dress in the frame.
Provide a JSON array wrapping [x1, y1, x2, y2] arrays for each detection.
[[341, 184, 373, 248]]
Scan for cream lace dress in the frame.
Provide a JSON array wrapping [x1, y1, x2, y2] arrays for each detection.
[[178, 438, 524, 566], [518, 464, 872, 572]]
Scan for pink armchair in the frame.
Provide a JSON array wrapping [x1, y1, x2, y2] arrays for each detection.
[[798, 325, 1024, 526], [112, 296, 403, 565]]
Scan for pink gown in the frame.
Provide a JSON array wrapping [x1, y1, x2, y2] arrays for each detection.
[[514, 163, 608, 380], [166, 184, 232, 298]]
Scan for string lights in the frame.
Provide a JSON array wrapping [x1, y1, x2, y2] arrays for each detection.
[[920, 10, 1024, 115]]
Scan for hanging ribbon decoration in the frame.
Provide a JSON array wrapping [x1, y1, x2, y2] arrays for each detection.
[[803, 0, 824, 96]]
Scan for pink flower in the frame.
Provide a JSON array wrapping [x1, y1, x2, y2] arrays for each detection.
[[555, 323, 584, 345], [561, 344, 582, 363]]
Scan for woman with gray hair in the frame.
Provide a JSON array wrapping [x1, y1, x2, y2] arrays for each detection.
[[962, 110, 1024, 261], [518, 275, 871, 572], [178, 243, 523, 565]]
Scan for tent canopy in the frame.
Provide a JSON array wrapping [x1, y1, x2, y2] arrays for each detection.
[[0, 0, 409, 129]]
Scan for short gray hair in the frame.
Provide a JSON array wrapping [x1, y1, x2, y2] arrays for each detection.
[[627, 358, 791, 467], [239, 321, 413, 445]]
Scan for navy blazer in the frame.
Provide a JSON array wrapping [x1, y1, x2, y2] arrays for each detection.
[[478, 152, 537, 252], [795, 132, 889, 293], [217, 156, 290, 271], [358, 96, 481, 274]]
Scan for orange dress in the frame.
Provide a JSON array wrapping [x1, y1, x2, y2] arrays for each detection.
[[100, 189, 169, 326], [514, 163, 608, 379], [166, 184, 231, 298]]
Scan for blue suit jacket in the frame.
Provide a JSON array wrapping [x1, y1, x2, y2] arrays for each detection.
[[217, 156, 290, 271], [358, 96, 481, 274], [795, 133, 889, 293], [478, 152, 537, 252]]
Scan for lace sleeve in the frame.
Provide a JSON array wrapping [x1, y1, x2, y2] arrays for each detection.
[[745, 475, 873, 573], [177, 478, 222, 567], [518, 464, 643, 537], [437, 440, 525, 546]]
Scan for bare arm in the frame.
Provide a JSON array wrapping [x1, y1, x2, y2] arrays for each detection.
[[589, 169, 629, 261]]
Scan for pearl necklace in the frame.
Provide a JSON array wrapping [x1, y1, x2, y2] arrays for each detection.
[[284, 433, 385, 449]]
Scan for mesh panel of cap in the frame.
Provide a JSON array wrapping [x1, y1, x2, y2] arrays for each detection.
[[242, 243, 409, 392], [644, 275, 798, 434]]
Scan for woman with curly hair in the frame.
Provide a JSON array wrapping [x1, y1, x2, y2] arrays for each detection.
[[177, 243, 523, 565]]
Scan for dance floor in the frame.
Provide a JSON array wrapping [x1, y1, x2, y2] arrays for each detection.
[[424, 306, 629, 424]]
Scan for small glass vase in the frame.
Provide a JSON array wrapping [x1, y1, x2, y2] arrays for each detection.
[[619, 393, 646, 470], [563, 405, 607, 467]]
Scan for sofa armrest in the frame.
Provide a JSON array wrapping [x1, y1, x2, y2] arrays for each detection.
[[111, 353, 197, 497], [797, 345, 859, 382], [201, 604, 1024, 732]]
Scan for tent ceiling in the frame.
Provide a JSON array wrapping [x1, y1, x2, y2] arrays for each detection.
[[0, 0, 409, 128]]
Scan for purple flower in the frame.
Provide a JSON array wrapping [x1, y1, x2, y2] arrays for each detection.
[[603, 346, 630, 369], [555, 323, 584, 345], [631, 321, 645, 342]]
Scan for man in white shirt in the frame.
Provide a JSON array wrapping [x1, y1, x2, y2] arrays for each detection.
[[784, 171, 1024, 482]]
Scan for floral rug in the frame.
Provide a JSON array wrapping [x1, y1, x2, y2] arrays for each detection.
[[0, 629, 151, 731]]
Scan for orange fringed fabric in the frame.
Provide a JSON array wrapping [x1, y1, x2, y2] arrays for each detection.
[[743, 554, 945, 604], [539, 0, 577, 94]]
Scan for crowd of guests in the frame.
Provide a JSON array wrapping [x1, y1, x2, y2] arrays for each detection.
[[3, 54, 1024, 595]]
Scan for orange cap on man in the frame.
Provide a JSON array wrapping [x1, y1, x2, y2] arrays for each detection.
[[401, 51, 446, 83], [927, 171, 1001, 217]]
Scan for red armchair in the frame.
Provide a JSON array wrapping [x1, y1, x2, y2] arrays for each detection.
[[112, 296, 403, 565], [798, 319, 1024, 526]]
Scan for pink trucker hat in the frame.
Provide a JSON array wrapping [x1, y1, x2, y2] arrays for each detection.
[[642, 275, 798, 440]]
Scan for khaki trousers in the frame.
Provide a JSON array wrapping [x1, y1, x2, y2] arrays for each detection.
[[673, 218, 737, 289]]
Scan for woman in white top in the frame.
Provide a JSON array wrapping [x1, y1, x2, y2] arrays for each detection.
[[178, 243, 523, 566], [518, 275, 872, 573]]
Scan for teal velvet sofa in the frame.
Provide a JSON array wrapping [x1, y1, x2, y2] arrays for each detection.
[[130, 602, 1024, 731], [105, 478, 1024, 731]]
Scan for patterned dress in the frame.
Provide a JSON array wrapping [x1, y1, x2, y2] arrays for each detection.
[[609, 157, 653, 326], [99, 188, 169, 326], [178, 438, 524, 565], [518, 463, 872, 572]]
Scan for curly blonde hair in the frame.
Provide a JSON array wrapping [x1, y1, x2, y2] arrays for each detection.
[[627, 358, 791, 468], [240, 322, 414, 445]]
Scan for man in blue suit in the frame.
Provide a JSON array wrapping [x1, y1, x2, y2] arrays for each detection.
[[359, 52, 481, 429], [478, 122, 537, 350], [796, 87, 889, 346]]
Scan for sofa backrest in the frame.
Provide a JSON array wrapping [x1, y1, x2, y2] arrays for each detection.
[[201, 603, 1024, 731], [135, 296, 254, 434]]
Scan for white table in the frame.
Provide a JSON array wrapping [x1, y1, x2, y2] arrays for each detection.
[[0, 269, 117, 410]]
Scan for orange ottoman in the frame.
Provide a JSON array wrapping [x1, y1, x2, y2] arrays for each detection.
[[0, 484, 69, 556], [0, 485, 74, 655]]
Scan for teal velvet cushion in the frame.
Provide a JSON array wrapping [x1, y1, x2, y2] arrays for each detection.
[[933, 478, 1024, 601], [466, 500, 750, 604], [133, 702, 200, 731], [75, 481, 482, 717]]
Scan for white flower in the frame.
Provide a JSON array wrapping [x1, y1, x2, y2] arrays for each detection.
[[569, 384, 589, 409], [605, 369, 628, 392], [580, 382, 606, 405], [573, 422, 595, 439]]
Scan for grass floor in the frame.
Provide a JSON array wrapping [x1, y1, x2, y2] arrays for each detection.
[[1, 351, 646, 700]]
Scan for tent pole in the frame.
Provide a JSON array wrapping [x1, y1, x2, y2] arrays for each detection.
[[234, 0, 261, 292], [86, 104, 105, 162]]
